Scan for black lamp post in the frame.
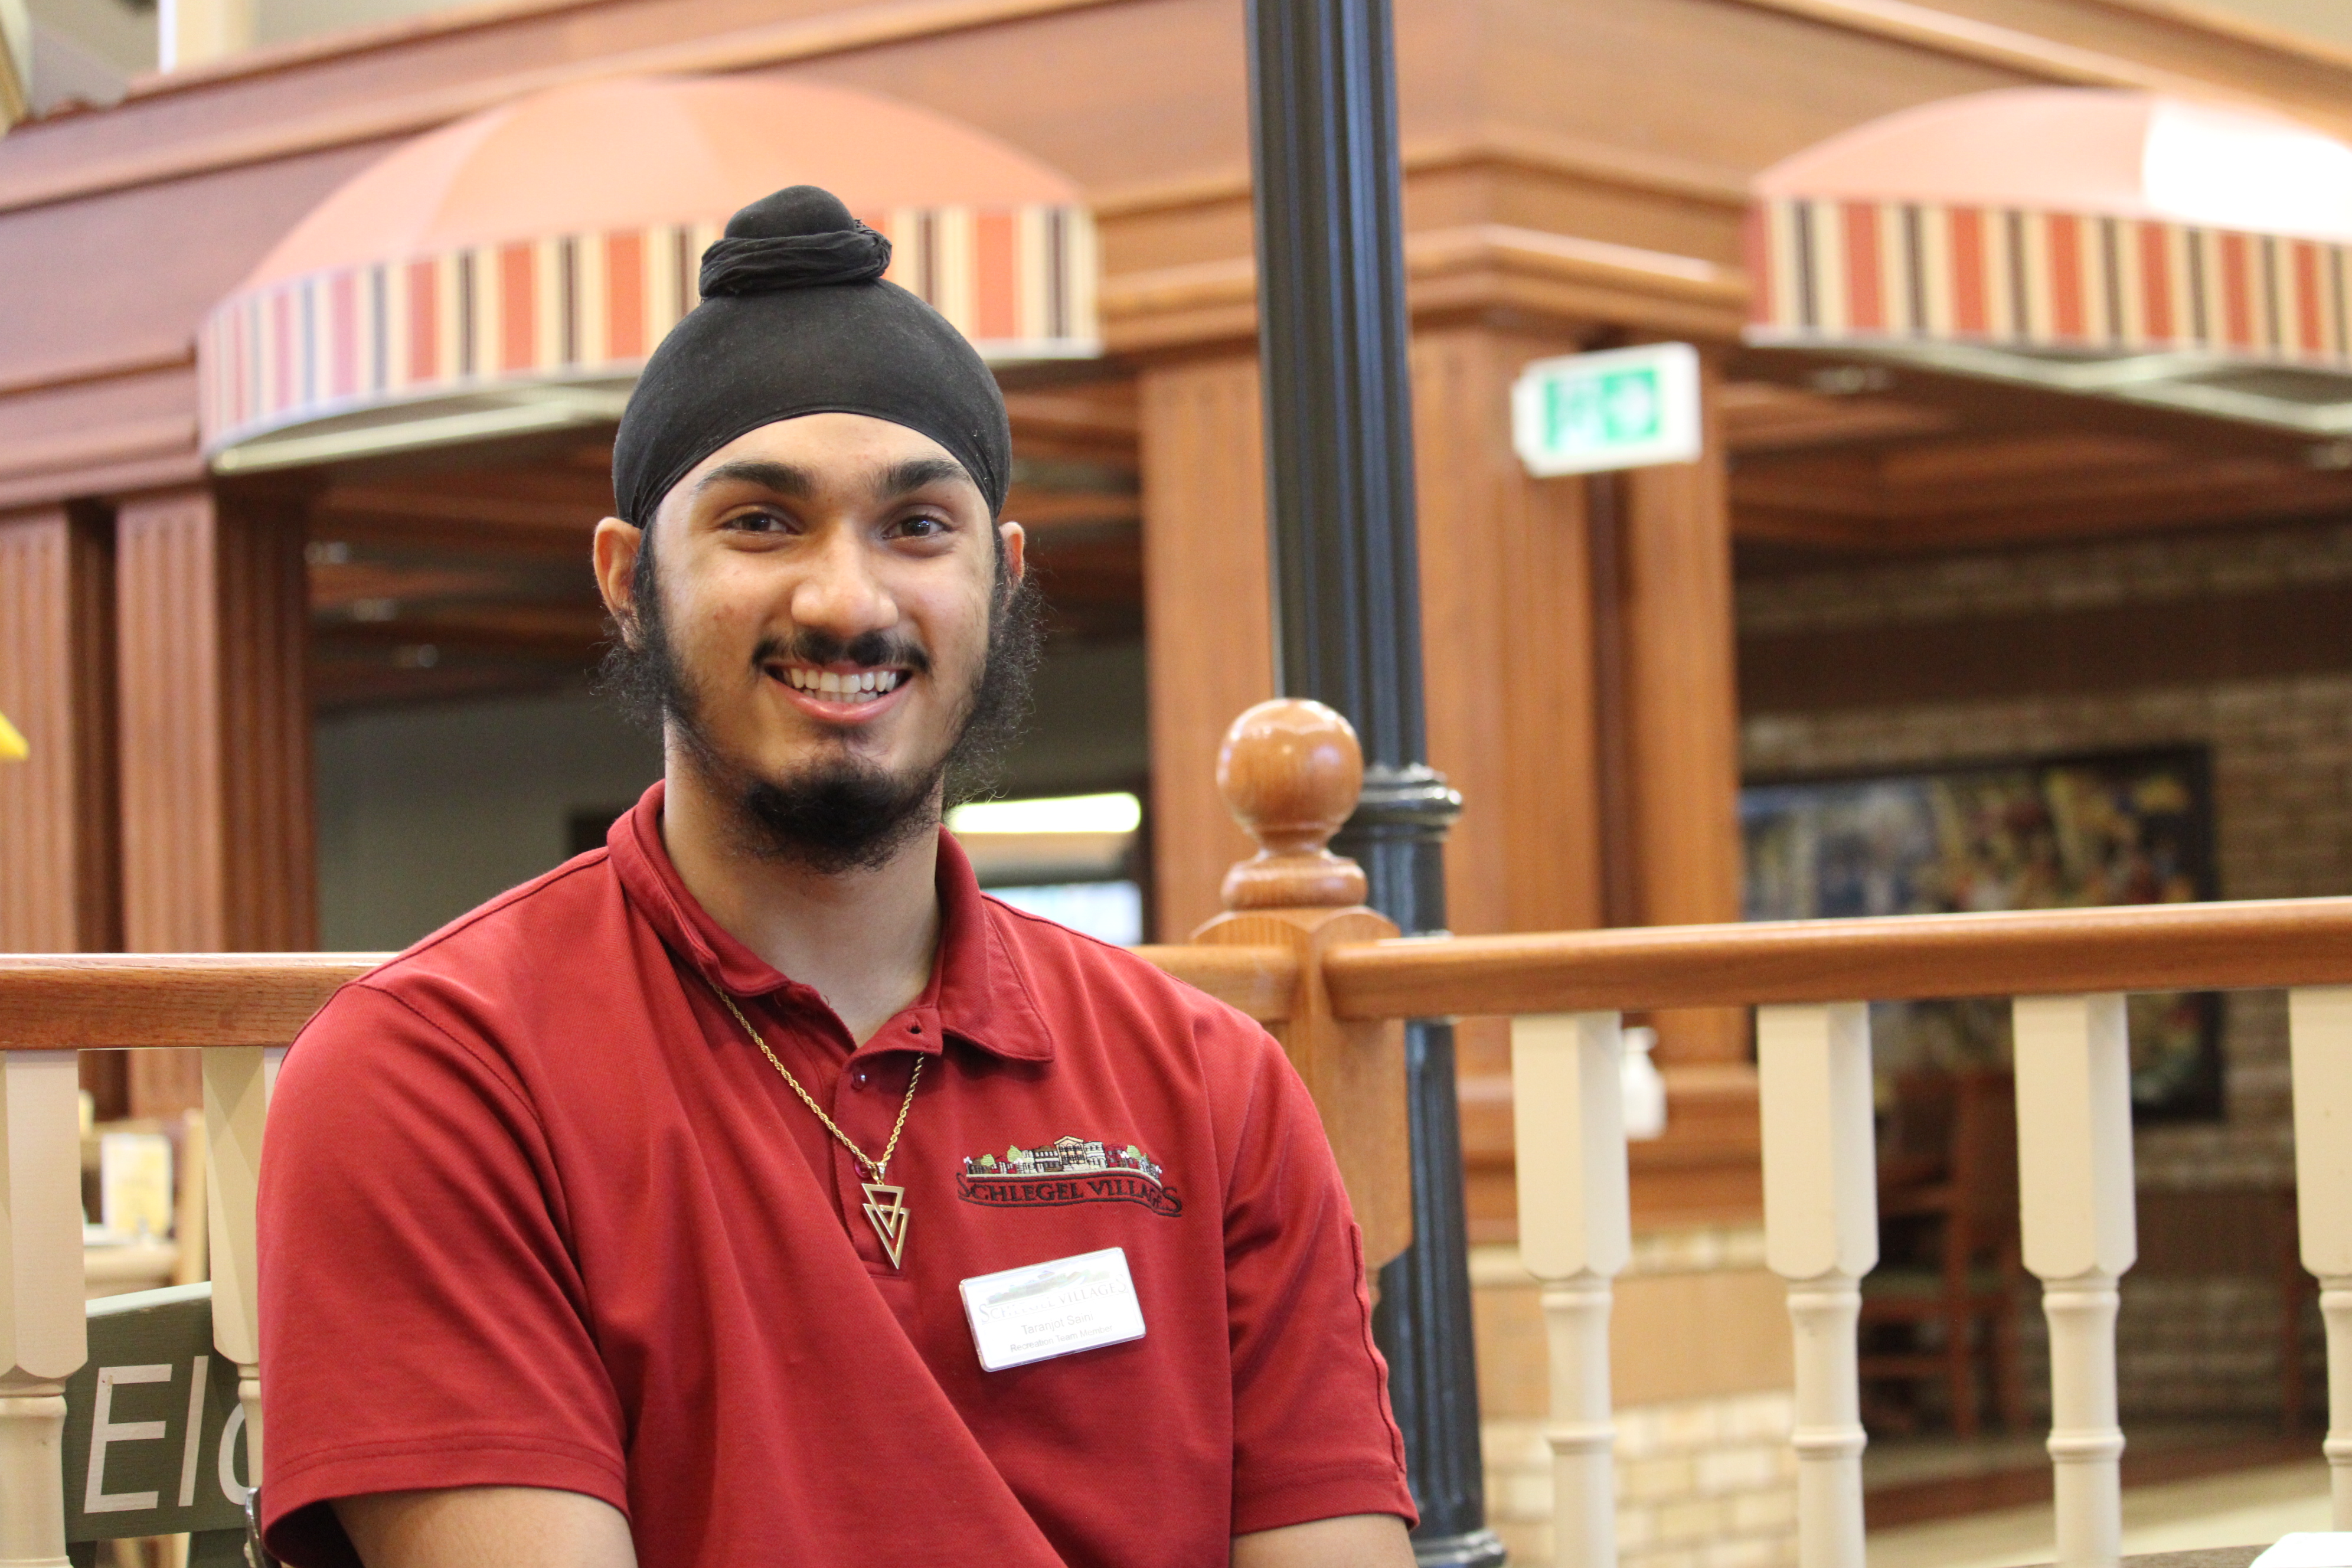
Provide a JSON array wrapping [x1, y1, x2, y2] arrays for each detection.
[[1244, 0, 1504, 1560]]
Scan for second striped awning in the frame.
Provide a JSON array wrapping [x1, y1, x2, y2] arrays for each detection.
[[1747, 89, 2352, 377]]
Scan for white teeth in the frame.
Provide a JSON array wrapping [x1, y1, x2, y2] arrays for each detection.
[[782, 667, 904, 701]]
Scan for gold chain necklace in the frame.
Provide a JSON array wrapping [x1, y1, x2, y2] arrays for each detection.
[[710, 985, 925, 1268]]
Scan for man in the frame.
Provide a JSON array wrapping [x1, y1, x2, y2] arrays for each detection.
[[257, 184, 1417, 1568]]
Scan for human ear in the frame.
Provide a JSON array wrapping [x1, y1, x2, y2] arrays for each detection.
[[593, 518, 646, 645], [997, 520, 1027, 587]]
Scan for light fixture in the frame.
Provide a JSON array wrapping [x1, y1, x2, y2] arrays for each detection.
[[948, 792, 1143, 836]]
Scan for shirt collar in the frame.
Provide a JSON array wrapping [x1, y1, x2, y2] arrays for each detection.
[[608, 781, 1054, 1063]]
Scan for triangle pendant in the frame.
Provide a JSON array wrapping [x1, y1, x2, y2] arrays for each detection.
[[861, 1181, 910, 1269]]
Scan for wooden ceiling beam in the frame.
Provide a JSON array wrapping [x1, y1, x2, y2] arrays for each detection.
[[317, 601, 609, 653], [1717, 381, 1956, 454]]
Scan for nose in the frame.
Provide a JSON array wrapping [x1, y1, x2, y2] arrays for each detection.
[[789, 527, 899, 644]]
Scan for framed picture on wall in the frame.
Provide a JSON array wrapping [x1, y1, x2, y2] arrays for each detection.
[[1739, 746, 2223, 1122]]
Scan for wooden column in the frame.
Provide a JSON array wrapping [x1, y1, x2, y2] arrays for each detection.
[[1412, 325, 1606, 1114], [1141, 354, 1276, 941], [116, 485, 313, 1118], [0, 505, 125, 1116], [1145, 331, 1611, 955], [1613, 351, 1745, 1065], [0, 507, 118, 956], [1412, 326, 1604, 943]]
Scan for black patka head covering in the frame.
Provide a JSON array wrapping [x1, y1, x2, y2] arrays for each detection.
[[612, 184, 1011, 526]]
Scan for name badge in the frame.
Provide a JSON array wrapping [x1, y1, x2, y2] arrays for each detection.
[[959, 1246, 1146, 1371]]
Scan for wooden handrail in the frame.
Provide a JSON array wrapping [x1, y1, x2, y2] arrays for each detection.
[[1128, 944, 1298, 1022], [1323, 896, 2352, 1019], [17, 898, 2352, 1050], [14, 899, 2352, 1050], [0, 946, 1301, 1050], [0, 953, 384, 1050]]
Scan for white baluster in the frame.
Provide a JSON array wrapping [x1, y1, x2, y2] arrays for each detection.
[[1758, 1002, 1874, 1568], [2290, 987, 2352, 1528], [0, 1051, 86, 1568], [1513, 1013, 1632, 1568], [204, 1046, 279, 1495], [2014, 995, 2135, 1568]]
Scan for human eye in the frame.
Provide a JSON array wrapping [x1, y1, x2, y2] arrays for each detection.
[[721, 507, 795, 537], [888, 511, 953, 541]]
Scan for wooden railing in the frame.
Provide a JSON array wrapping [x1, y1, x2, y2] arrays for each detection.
[[5, 698, 2351, 1568]]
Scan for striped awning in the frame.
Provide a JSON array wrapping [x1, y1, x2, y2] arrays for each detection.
[[1747, 90, 2352, 378], [199, 77, 1099, 470], [1751, 201, 2352, 367]]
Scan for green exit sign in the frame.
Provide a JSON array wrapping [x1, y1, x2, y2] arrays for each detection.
[[1511, 342, 1703, 476]]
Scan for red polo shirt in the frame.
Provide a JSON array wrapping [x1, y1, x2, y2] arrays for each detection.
[[257, 783, 1413, 1568]]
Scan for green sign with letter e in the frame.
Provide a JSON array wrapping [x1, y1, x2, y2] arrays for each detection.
[[60, 1283, 252, 1566], [1510, 341, 1703, 476]]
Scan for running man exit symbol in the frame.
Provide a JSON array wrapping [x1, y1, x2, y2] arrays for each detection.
[[1511, 342, 1703, 477]]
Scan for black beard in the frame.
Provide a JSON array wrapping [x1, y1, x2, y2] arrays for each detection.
[[598, 534, 1044, 875]]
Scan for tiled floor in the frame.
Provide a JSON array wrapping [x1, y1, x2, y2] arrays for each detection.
[[1861, 1422, 2312, 1528], [1866, 1461, 2332, 1568]]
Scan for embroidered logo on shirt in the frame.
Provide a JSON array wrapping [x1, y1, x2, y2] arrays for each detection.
[[956, 1135, 1184, 1217]]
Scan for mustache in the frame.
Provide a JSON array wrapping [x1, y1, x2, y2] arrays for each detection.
[[752, 628, 933, 674]]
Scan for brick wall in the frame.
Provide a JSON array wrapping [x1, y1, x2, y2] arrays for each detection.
[[1477, 1230, 1800, 1568], [1739, 518, 2352, 1419]]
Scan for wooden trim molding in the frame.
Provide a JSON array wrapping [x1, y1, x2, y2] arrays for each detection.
[[1718, 0, 2347, 116], [0, 416, 197, 488], [1105, 224, 1750, 352], [0, 452, 210, 515], [0, 0, 1123, 216], [0, 346, 193, 403], [2081, 0, 2352, 74], [10, 0, 2347, 218], [120, 0, 615, 100], [1089, 129, 1753, 221]]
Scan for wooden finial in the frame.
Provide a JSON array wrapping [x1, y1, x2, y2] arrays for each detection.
[[1216, 698, 1368, 910]]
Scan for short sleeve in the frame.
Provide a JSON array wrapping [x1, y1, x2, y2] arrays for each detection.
[[258, 981, 628, 1568], [1220, 1030, 1417, 1535]]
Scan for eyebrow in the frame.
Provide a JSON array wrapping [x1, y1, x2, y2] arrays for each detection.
[[692, 459, 816, 500], [875, 458, 975, 502], [689, 456, 975, 505]]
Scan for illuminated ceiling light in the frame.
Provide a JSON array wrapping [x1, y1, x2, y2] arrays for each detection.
[[948, 792, 1143, 835]]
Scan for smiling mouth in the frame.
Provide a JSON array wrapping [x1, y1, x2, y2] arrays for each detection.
[[776, 665, 907, 705]]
